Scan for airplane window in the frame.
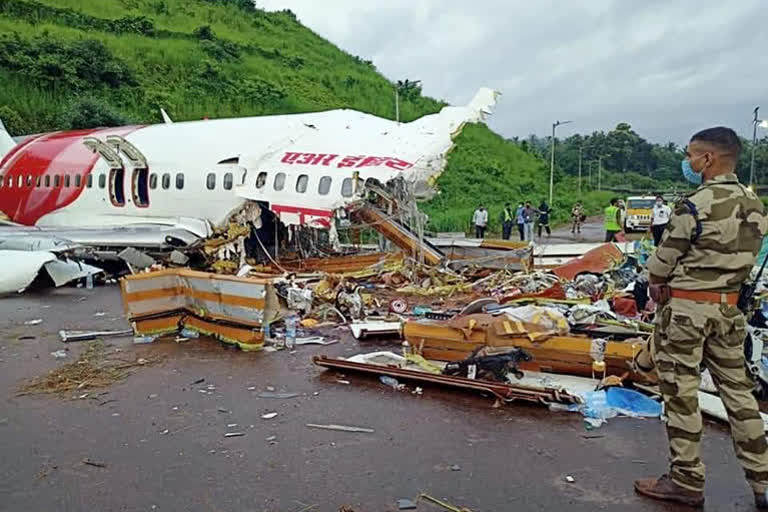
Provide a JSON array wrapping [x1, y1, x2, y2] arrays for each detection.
[[162, 173, 170, 190], [318, 176, 332, 195], [255, 171, 267, 189], [296, 174, 308, 193], [18, 175, 23, 187], [36, 176, 41, 187], [26, 175, 32, 187], [54, 175, 61, 187], [0, 175, 3, 188], [98, 173, 106, 188], [175, 173, 184, 190], [223, 172, 233, 190], [75, 175, 81, 187], [341, 177, 354, 197], [149, 173, 157, 189], [274, 172, 286, 191], [45, 175, 50, 187], [87, 174, 93, 188], [64, 175, 71, 187], [206, 173, 216, 190]]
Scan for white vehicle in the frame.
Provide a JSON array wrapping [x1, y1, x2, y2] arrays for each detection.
[[624, 196, 656, 232]]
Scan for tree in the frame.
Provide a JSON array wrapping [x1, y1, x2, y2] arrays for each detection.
[[58, 98, 129, 129]]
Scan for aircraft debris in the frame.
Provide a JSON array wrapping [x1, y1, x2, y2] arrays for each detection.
[[59, 329, 134, 343], [305, 423, 375, 433], [118, 247, 156, 271]]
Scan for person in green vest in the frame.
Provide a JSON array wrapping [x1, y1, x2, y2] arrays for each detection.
[[604, 198, 623, 242], [499, 202, 515, 240]]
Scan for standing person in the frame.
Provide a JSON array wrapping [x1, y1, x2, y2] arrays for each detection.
[[617, 198, 627, 231], [516, 202, 525, 241], [604, 198, 623, 242], [472, 204, 488, 239], [523, 201, 535, 241], [649, 195, 672, 246], [537, 200, 552, 238], [500, 202, 515, 240], [635, 127, 768, 508], [571, 202, 583, 234]]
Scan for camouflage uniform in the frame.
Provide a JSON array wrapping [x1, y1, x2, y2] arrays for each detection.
[[647, 173, 768, 494]]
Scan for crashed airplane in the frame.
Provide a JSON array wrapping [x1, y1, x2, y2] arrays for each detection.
[[0, 88, 500, 294]]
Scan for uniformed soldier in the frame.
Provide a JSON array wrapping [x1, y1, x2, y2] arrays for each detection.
[[635, 127, 768, 507]]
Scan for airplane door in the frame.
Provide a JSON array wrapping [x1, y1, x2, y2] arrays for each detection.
[[109, 168, 126, 206], [104, 135, 149, 209], [132, 168, 149, 207]]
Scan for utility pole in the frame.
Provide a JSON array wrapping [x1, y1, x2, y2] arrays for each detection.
[[578, 146, 583, 197], [752, 106, 760, 188], [395, 88, 400, 123], [598, 155, 603, 191], [549, 120, 572, 204]]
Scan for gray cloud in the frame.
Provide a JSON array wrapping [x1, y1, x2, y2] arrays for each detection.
[[259, 0, 768, 144]]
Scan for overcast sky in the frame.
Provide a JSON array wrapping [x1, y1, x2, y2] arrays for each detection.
[[258, 0, 768, 145]]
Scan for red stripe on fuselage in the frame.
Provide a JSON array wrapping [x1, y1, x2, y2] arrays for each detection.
[[271, 204, 332, 227], [0, 125, 144, 225]]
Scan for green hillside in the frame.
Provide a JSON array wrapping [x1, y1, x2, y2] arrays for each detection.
[[0, 0, 611, 234]]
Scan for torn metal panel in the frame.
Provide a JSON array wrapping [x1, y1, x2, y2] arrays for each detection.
[[43, 259, 104, 287], [0, 250, 56, 294], [121, 269, 278, 349], [121, 269, 278, 326], [313, 355, 581, 405], [349, 321, 402, 340], [118, 247, 157, 270]]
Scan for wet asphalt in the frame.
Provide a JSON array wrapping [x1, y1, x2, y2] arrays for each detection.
[[0, 222, 756, 512]]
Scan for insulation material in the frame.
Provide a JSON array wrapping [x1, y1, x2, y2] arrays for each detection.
[[494, 305, 570, 341]]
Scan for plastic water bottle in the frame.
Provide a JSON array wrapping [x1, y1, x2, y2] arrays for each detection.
[[85, 272, 94, 289], [261, 322, 271, 343], [285, 315, 296, 349], [380, 375, 402, 390]]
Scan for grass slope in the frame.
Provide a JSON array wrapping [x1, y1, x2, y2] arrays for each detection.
[[0, 0, 445, 130]]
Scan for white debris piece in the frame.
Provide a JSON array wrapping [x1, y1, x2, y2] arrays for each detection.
[[0, 250, 56, 294]]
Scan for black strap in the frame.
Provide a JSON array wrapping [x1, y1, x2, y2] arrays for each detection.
[[681, 198, 702, 242]]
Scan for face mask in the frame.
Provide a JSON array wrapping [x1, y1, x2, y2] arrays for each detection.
[[656, 200, 662, 206], [682, 159, 702, 185]]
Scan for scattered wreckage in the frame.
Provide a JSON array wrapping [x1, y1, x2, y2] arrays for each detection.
[[109, 233, 768, 430]]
